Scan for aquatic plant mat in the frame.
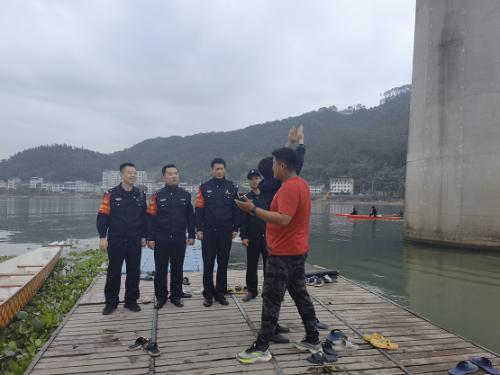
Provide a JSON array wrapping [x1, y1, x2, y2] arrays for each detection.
[[26, 271, 499, 374], [0, 250, 107, 374]]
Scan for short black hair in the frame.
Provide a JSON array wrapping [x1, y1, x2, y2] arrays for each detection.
[[119, 162, 136, 172], [271, 148, 297, 171], [161, 164, 177, 176], [258, 157, 274, 179], [211, 158, 226, 168]]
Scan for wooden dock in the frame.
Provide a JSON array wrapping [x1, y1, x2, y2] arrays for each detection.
[[26, 271, 500, 375]]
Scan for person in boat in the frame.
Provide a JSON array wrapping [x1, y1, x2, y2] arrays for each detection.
[[369, 206, 378, 217], [235, 147, 319, 364], [195, 158, 239, 307], [146, 164, 195, 309], [399, 209, 404, 217], [96, 162, 148, 315], [239, 169, 266, 303], [350, 207, 358, 215]]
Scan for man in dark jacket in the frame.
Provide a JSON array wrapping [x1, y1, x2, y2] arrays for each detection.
[[239, 169, 267, 302], [195, 158, 239, 307], [96, 162, 147, 315], [258, 126, 305, 207], [146, 164, 195, 308]]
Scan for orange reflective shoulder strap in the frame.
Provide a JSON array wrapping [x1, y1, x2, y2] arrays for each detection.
[[98, 192, 111, 215], [195, 187, 205, 208], [147, 192, 158, 216]]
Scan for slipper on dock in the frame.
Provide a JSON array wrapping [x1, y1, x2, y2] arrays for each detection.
[[362, 332, 382, 342], [448, 360, 479, 375], [470, 357, 500, 375], [369, 335, 398, 350]]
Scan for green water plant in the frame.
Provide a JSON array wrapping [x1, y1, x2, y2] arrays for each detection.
[[0, 249, 107, 375]]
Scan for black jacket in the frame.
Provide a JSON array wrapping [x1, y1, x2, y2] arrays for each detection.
[[239, 190, 267, 239], [259, 144, 305, 209], [195, 178, 239, 231], [96, 184, 148, 239], [146, 185, 195, 240]]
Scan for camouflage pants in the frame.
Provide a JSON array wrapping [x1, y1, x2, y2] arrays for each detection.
[[256, 253, 318, 348]]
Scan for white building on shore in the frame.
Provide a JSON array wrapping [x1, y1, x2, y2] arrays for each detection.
[[330, 177, 354, 195], [309, 183, 325, 197], [7, 178, 21, 190], [102, 170, 148, 190]]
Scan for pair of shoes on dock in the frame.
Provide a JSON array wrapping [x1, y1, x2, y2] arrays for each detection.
[[102, 302, 141, 314], [449, 357, 500, 375], [326, 329, 360, 351], [363, 332, 398, 350], [128, 337, 160, 357]]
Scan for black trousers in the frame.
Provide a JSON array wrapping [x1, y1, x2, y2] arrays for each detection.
[[246, 234, 267, 295], [201, 227, 233, 298], [104, 237, 142, 306], [154, 235, 186, 301], [256, 254, 318, 348]]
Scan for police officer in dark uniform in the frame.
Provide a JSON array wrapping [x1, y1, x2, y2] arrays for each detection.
[[97, 162, 147, 315], [195, 158, 239, 307], [146, 164, 195, 308], [239, 169, 267, 302]]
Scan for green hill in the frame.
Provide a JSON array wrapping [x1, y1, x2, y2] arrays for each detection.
[[0, 86, 410, 196]]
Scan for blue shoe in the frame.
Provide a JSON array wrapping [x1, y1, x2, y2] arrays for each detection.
[[448, 361, 479, 375], [326, 329, 347, 344], [470, 357, 500, 375], [316, 318, 329, 330]]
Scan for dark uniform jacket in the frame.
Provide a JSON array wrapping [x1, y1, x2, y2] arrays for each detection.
[[239, 190, 266, 240], [146, 185, 195, 240], [195, 178, 239, 232], [258, 144, 305, 209], [96, 184, 148, 239]]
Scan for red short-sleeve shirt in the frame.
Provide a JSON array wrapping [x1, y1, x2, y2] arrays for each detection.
[[266, 176, 311, 256]]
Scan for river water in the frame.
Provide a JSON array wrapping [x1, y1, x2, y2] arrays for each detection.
[[1, 196, 499, 353]]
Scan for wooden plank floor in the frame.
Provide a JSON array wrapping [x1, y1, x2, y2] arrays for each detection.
[[27, 271, 500, 375]]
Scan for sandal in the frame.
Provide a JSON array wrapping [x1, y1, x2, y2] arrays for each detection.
[[448, 360, 479, 375], [470, 357, 500, 375], [362, 332, 382, 342], [369, 335, 398, 350]]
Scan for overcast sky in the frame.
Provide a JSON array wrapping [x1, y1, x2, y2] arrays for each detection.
[[0, 0, 415, 159]]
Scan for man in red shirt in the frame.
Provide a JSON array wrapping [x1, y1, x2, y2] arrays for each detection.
[[234, 147, 319, 364]]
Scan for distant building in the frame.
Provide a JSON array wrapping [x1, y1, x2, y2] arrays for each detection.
[[0, 180, 7, 189], [29, 177, 44, 189], [64, 180, 98, 193], [7, 178, 21, 190], [102, 170, 148, 190], [330, 177, 354, 195], [102, 170, 120, 190], [47, 183, 64, 193], [309, 183, 325, 197]]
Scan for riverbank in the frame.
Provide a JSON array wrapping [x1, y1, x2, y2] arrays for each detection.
[[0, 249, 107, 375]]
